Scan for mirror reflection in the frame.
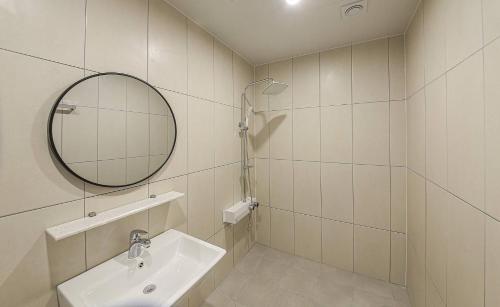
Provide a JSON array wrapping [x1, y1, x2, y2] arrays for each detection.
[[49, 73, 176, 187]]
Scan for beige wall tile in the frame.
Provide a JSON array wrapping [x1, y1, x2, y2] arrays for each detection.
[[214, 103, 234, 166], [269, 110, 293, 160], [426, 276, 446, 307], [85, 185, 148, 214], [294, 213, 321, 262], [269, 59, 292, 110], [255, 158, 270, 205], [293, 161, 321, 216], [353, 101, 390, 165], [293, 53, 320, 108], [0, 200, 85, 307], [97, 159, 126, 186], [425, 182, 448, 301], [389, 36, 405, 100], [321, 163, 353, 222], [354, 226, 390, 281], [214, 165, 234, 232], [405, 5, 424, 96], [390, 100, 406, 167], [447, 52, 485, 210], [270, 159, 293, 211], [187, 21, 214, 100], [233, 54, 253, 109], [0, 50, 84, 217], [98, 109, 126, 160], [407, 170, 426, 260], [126, 112, 149, 157], [86, 0, 147, 78], [149, 176, 188, 236], [254, 65, 269, 112], [293, 107, 320, 161], [188, 97, 214, 172], [252, 112, 270, 159], [214, 40, 234, 107], [148, 0, 187, 93], [485, 39, 500, 220], [233, 108, 242, 164], [407, 242, 426, 307], [62, 107, 98, 163], [483, 0, 500, 44], [321, 105, 352, 163], [486, 217, 500, 307], [445, 0, 483, 69], [270, 208, 294, 254], [352, 39, 389, 103], [322, 219, 353, 271], [423, 0, 447, 82], [447, 195, 485, 307], [320, 47, 352, 106], [188, 169, 215, 240], [234, 216, 250, 263], [353, 165, 390, 230], [188, 272, 214, 307], [407, 89, 426, 176], [209, 225, 234, 287], [390, 232, 407, 286], [426, 76, 447, 187], [391, 167, 407, 233], [256, 205, 271, 246]]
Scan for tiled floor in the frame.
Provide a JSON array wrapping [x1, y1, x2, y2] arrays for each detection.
[[203, 244, 410, 307]]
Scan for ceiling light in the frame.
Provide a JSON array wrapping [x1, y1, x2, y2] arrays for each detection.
[[286, 0, 301, 6]]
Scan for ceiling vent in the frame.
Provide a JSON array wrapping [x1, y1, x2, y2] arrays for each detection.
[[341, 0, 367, 18]]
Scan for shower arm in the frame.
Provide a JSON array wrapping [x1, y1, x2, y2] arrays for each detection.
[[241, 77, 276, 108]]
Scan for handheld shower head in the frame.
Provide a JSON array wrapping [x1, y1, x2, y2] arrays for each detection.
[[262, 80, 288, 95]]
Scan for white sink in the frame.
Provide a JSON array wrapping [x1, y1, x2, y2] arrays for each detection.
[[57, 229, 226, 307]]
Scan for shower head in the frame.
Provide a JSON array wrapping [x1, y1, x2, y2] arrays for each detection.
[[262, 80, 288, 95]]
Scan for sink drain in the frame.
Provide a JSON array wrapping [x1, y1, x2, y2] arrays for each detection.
[[143, 284, 156, 294]]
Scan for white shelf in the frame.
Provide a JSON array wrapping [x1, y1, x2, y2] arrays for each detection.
[[46, 191, 184, 241]]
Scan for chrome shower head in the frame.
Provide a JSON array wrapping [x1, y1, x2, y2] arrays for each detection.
[[262, 80, 288, 95]]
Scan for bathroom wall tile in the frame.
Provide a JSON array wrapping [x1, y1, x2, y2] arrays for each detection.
[[188, 97, 214, 172], [486, 217, 500, 307], [354, 226, 390, 281], [320, 46, 352, 106], [214, 41, 234, 106], [256, 205, 271, 246], [321, 105, 352, 163], [214, 103, 234, 166], [148, 0, 187, 93], [233, 108, 242, 164], [407, 89, 425, 176], [234, 216, 250, 263], [424, 0, 447, 82], [0, 51, 84, 217], [99, 75, 126, 110], [98, 109, 126, 160], [269, 110, 293, 160], [294, 213, 321, 262], [269, 59, 292, 110], [233, 54, 254, 109], [407, 242, 426, 307], [69, 162, 97, 183], [426, 181, 448, 300], [352, 39, 389, 103], [445, 0, 483, 69], [407, 170, 426, 260], [426, 76, 447, 187], [447, 52, 484, 210], [126, 78, 148, 113], [405, 5, 424, 96], [127, 156, 148, 183], [187, 21, 214, 100], [150, 90, 188, 181], [254, 65, 269, 112], [270, 159, 293, 211], [85, 184, 148, 214], [209, 225, 234, 287], [293, 161, 321, 216], [485, 39, 500, 220], [86, 0, 147, 78], [353, 165, 390, 230], [188, 169, 215, 240], [389, 36, 405, 100], [293, 53, 320, 108], [390, 232, 407, 286], [426, 276, 446, 307], [391, 167, 406, 233], [255, 158, 270, 205], [390, 100, 406, 167], [483, 0, 500, 44], [322, 219, 353, 271], [446, 194, 485, 307], [293, 107, 320, 161], [149, 176, 188, 236], [321, 163, 353, 222], [232, 162, 243, 204], [353, 102, 390, 165], [252, 111, 270, 159], [149, 114, 169, 155], [62, 107, 98, 163], [188, 272, 214, 307], [270, 208, 294, 254], [0, 200, 85, 307], [86, 211, 149, 268], [214, 165, 234, 232], [126, 112, 149, 157]]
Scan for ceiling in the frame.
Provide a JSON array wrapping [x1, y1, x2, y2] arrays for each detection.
[[166, 0, 418, 65]]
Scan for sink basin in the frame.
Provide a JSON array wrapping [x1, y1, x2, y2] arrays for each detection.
[[57, 229, 226, 307]]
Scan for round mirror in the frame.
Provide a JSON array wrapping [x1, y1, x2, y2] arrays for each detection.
[[48, 73, 177, 187]]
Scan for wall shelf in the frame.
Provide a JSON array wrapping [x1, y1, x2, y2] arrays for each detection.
[[46, 191, 184, 241]]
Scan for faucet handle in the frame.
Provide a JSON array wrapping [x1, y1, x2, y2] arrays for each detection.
[[130, 229, 148, 242]]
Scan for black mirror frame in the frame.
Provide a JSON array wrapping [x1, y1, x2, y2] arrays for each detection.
[[47, 72, 177, 188]]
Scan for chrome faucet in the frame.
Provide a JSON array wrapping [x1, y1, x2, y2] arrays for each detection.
[[128, 229, 151, 259]]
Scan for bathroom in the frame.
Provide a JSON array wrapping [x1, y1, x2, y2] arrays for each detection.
[[0, 0, 498, 306]]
